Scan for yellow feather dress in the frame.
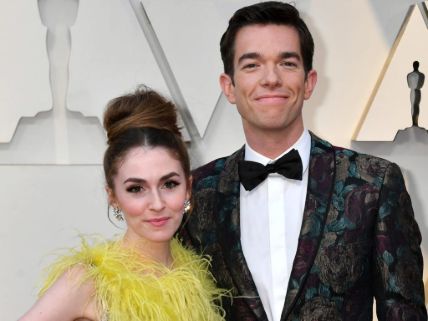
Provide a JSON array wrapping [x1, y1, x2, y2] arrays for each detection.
[[40, 237, 227, 321]]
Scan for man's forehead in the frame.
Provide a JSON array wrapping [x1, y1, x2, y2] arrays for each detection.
[[233, 24, 302, 60]]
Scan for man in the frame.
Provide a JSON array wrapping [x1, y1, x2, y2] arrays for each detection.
[[181, 2, 427, 320]]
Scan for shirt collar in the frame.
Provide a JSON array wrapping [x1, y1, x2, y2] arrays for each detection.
[[244, 129, 311, 174]]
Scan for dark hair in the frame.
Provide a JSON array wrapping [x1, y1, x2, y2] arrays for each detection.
[[220, 1, 314, 78], [103, 86, 190, 190]]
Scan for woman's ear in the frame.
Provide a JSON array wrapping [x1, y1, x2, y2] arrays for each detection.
[[106, 186, 116, 207]]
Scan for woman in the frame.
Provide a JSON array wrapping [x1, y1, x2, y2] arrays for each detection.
[[19, 87, 226, 321]]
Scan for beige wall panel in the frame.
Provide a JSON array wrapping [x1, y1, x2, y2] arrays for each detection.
[[355, 4, 428, 141], [0, 1, 50, 143], [0, 110, 106, 165], [141, 0, 253, 136], [0, 0, 106, 165], [1, 165, 117, 320], [67, 0, 170, 122], [300, 0, 391, 146]]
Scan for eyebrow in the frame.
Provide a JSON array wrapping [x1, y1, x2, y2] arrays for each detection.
[[123, 172, 180, 184], [237, 51, 302, 65], [279, 51, 301, 61], [237, 52, 261, 65]]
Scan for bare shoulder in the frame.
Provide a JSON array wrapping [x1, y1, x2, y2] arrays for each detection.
[[19, 265, 99, 321]]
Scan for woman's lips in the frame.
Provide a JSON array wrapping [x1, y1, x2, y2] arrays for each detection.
[[146, 217, 170, 227]]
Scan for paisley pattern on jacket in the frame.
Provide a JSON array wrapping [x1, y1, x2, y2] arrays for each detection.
[[180, 133, 426, 321]]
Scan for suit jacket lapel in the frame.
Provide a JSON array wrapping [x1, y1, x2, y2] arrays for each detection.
[[216, 147, 268, 320], [281, 133, 336, 320]]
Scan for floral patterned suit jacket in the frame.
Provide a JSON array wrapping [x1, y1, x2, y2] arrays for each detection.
[[180, 133, 426, 321]]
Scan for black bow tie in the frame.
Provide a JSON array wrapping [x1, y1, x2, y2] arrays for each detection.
[[238, 149, 303, 191]]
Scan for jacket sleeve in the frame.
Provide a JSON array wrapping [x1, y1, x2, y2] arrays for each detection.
[[373, 163, 427, 320]]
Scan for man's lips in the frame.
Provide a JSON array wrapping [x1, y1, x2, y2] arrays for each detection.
[[145, 217, 170, 227], [255, 94, 289, 104]]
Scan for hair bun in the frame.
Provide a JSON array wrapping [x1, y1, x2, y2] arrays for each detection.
[[103, 86, 181, 144]]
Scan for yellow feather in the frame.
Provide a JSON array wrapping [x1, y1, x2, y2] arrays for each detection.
[[40, 237, 227, 321]]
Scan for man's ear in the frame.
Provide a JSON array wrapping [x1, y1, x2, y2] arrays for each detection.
[[220, 73, 236, 104], [304, 69, 317, 100]]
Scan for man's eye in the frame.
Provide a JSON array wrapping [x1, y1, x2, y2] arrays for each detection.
[[126, 185, 143, 193], [243, 63, 258, 69], [281, 61, 297, 68], [163, 180, 179, 189]]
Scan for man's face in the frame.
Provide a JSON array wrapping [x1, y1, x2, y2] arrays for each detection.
[[220, 24, 317, 141]]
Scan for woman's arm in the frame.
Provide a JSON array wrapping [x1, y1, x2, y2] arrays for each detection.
[[19, 266, 98, 321]]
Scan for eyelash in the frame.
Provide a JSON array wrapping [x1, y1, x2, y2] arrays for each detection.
[[125, 180, 180, 193], [243, 63, 258, 69], [242, 61, 297, 70], [163, 180, 180, 189], [126, 185, 143, 193], [281, 60, 299, 67]]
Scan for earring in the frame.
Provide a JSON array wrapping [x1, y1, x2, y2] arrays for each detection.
[[113, 206, 124, 221], [183, 199, 191, 214]]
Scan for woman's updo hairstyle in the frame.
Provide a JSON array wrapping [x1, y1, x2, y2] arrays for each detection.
[[103, 86, 190, 190]]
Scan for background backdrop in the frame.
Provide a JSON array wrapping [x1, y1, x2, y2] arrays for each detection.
[[1, 1, 427, 319]]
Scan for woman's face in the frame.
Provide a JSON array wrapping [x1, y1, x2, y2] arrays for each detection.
[[109, 146, 190, 245]]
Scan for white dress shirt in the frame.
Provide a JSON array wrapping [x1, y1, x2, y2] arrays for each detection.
[[240, 129, 310, 321]]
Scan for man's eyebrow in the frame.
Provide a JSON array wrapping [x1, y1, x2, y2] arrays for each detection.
[[237, 52, 261, 65], [279, 51, 301, 61], [237, 51, 301, 65]]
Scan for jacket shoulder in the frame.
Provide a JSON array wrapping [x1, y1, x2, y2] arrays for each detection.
[[311, 133, 389, 165], [333, 145, 397, 186], [192, 148, 242, 189], [311, 133, 397, 185], [334, 145, 390, 165]]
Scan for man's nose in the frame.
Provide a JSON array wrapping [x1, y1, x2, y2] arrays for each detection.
[[260, 65, 282, 87]]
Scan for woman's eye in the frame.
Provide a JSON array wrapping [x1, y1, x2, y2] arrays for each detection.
[[126, 185, 143, 193], [163, 180, 179, 189]]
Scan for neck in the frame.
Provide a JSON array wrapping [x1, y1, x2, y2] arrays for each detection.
[[244, 125, 304, 159], [122, 233, 173, 267]]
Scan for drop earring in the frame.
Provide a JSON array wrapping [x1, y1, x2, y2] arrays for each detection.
[[113, 206, 124, 221], [183, 199, 191, 214]]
